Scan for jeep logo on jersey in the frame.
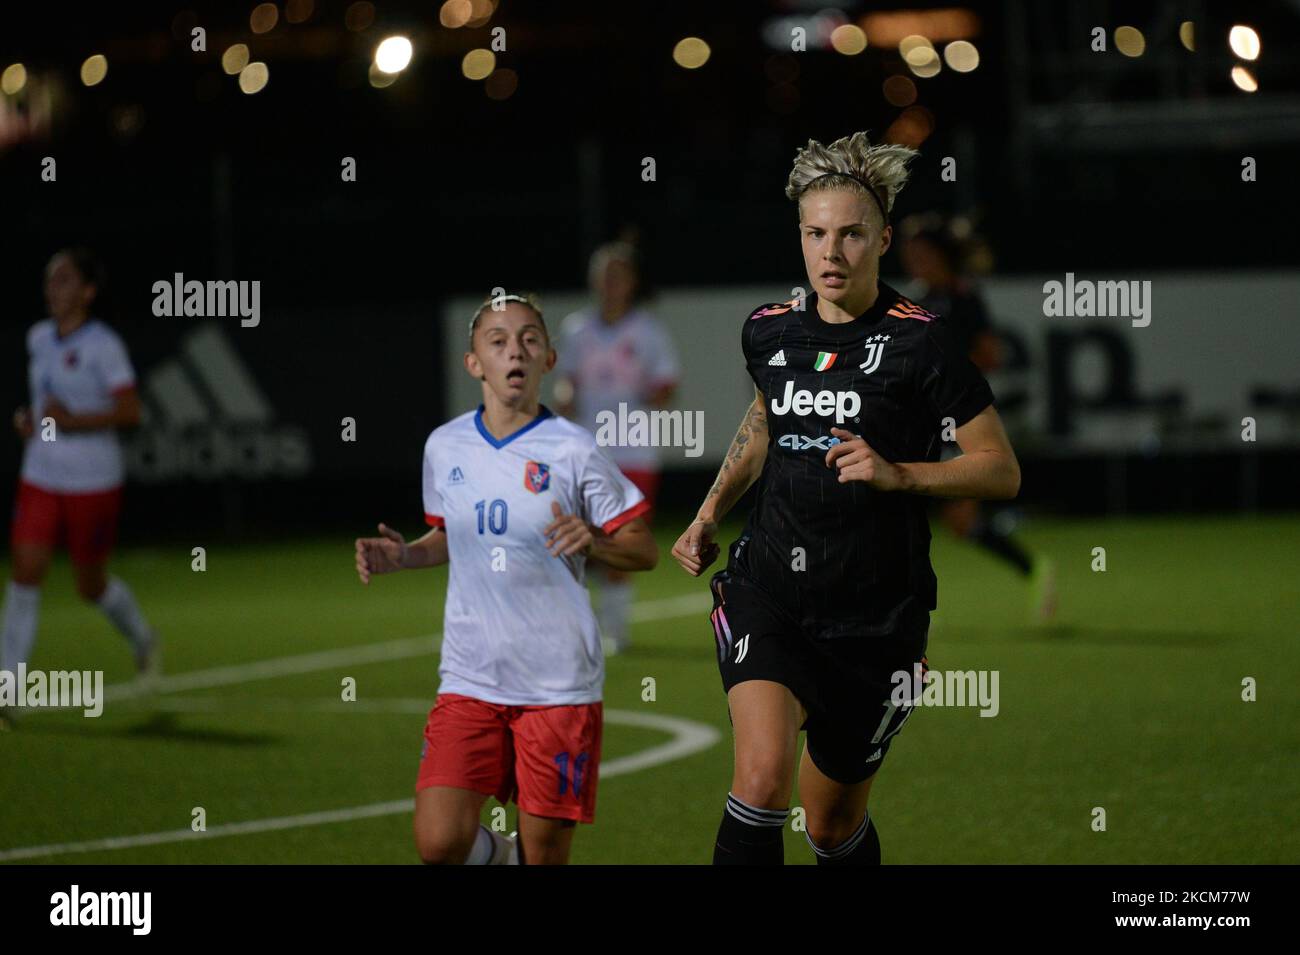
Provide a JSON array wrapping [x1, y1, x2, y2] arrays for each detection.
[[768, 380, 862, 424], [524, 460, 550, 493], [778, 434, 843, 451]]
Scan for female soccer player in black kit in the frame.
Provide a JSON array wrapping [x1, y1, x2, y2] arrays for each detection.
[[672, 132, 1022, 865]]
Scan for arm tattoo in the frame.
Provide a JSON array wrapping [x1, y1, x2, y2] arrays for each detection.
[[705, 399, 767, 502]]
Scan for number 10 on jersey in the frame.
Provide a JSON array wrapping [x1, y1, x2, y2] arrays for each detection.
[[475, 498, 508, 535]]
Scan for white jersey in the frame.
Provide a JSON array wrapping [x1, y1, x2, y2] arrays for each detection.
[[422, 405, 648, 706], [554, 306, 680, 471], [20, 318, 136, 493]]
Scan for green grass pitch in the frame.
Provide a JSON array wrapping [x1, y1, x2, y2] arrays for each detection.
[[2, 513, 1298, 864]]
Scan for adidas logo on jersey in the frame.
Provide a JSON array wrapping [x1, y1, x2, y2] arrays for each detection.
[[449, 467, 465, 485], [768, 350, 787, 367], [865, 748, 882, 765]]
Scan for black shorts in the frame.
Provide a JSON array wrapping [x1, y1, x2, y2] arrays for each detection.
[[708, 568, 930, 785]]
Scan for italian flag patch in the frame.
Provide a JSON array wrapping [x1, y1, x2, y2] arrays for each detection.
[[814, 351, 837, 371]]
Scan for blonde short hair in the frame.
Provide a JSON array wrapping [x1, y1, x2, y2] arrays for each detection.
[[785, 131, 918, 224]]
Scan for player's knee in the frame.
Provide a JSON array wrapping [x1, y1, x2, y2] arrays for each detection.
[[413, 814, 477, 865], [732, 758, 792, 808], [805, 811, 863, 851], [414, 828, 474, 865]]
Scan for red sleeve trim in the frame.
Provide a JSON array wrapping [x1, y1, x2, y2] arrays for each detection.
[[110, 383, 137, 397], [425, 514, 445, 528], [601, 498, 650, 535]]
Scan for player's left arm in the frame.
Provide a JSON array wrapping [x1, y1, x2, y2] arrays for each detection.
[[43, 388, 142, 433], [544, 502, 658, 571], [826, 405, 1021, 500]]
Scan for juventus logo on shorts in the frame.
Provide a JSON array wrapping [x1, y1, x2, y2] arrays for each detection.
[[859, 334, 890, 375], [734, 633, 750, 663]]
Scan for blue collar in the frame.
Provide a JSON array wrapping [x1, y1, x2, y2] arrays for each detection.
[[474, 404, 553, 449]]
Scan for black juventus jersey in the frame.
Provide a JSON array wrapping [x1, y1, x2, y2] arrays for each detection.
[[728, 282, 995, 636]]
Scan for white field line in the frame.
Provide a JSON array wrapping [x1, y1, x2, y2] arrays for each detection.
[[0, 590, 720, 862], [95, 589, 713, 704], [0, 709, 720, 862]]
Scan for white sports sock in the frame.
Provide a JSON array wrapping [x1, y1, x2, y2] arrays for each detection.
[[463, 825, 495, 865], [1, 581, 41, 672], [595, 577, 633, 648], [96, 576, 153, 655]]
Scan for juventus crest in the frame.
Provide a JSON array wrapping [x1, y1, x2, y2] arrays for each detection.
[[859, 333, 890, 375]]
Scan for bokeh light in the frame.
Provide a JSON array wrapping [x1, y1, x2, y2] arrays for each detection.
[[80, 54, 108, 87], [1228, 26, 1260, 61], [345, 1, 375, 32], [1, 63, 27, 96], [672, 37, 710, 69], [222, 44, 251, 75], [943, 40, 979, 72], [882, 74, 917, 107], [239, 61, 269, 94], [250, 3, 279, 35], [462, 49, 495, 81], [830, 25, 867, 56], [1115, 26, 1145, 57], [374, 36, 413, 74]]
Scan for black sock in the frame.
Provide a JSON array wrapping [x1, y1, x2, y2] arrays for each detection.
[[807, 813, 881, 865], [713, 792, 789, 865], [972, 522, 1034, 576]]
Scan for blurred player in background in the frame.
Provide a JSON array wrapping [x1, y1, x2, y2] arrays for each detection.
[[674, 132, 1021, 865], [355, 292, 657, 865], [897, 214, 1056, 622], [553, 238, 680, 654], [1, 249, 160, 724]]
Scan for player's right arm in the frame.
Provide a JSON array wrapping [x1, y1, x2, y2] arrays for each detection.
[[354, 523, 449, 584], [671, 387, 768, 576]]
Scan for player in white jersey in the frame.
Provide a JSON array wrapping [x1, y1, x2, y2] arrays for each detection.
[[2, 249, 160, 725], [354, 292, 658, 864], [553, 241, 680, 654]]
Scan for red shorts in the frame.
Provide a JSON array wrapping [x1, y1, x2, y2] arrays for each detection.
[[10, 480, 122, 565], [416, 693, 603, 824], [620, 469, 661, 526]]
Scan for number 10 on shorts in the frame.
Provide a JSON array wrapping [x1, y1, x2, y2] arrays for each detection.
[[554, 751, 590, 797]]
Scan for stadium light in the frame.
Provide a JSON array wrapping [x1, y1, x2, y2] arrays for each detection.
[[673, 37, 711, 69], [943, 40, 979, 72], [1231, 65, 1258, 93], [250, 3, 279, 34], [830, 25, 867, 56], [375, 36, 413, 74], [80, 54, 108, 87], [222, 44, 251, 75], [1114, 26, 1145, 57], [1228, 26, 1260, 61], [461, 49, 494, 81], [1, 63, 26, 96], [239, 61, 270, 94]]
